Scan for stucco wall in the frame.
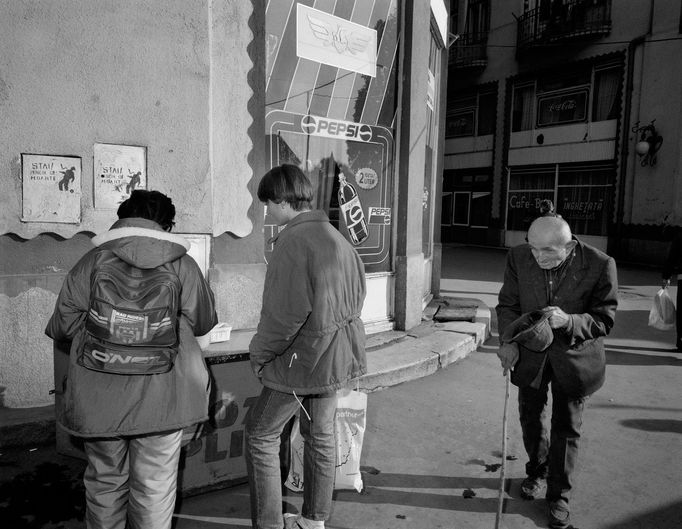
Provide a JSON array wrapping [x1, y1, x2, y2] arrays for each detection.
[[0, 0, 216, 237], [627, 2, 682, 226], [0, 0, 264, 408]]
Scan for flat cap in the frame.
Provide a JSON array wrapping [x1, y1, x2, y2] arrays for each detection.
[[502, 310, 554, 353]]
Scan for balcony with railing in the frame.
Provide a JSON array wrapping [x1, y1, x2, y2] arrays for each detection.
[[448, 32, 488, 69], [517, 0, 612, 52]]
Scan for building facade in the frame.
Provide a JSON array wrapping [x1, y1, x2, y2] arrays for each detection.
[[0, 0, 449, 408], [443, 0, 682, 262]]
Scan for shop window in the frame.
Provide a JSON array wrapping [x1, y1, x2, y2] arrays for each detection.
[[506, 163, 614, 236], [470, 191, 491, 227], [441, 192, 454, 226], [453, 192, 471, 226], [557, 162, 614, 236], [506, 165, 555, 231]]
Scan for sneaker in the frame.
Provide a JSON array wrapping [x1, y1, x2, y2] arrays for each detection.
[[520, 475, 546, 500], [548, 501, 571, 529], [284, 514, 325, 529]]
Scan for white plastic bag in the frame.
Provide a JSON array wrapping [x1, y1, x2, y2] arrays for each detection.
[[648, 287, 676, 331], [283, 389, 368, 493], [334, 388, 367, 492]]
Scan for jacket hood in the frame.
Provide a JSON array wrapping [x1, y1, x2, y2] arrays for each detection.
[[91, 217, 190, 269]]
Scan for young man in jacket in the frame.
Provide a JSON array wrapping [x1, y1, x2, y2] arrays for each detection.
[[496, 215, 618, 529], [45, 190, 217, 529], [246, 164, 367, 529]]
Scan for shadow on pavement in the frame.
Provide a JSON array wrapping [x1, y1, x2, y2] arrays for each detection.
[[0, 461, 85, 528], [598, 499, 682, 529], [332, 472, 547, 525], [606, 349, 682, 366], [619, 419, 682, 434]]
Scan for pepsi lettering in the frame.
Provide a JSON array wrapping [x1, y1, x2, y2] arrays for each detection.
[[338, 173, 368, 245]]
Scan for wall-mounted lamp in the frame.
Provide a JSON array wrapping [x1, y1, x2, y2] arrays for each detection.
[[632, 119, 663, 166]]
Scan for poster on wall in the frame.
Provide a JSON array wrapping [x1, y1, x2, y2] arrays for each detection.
[[93, 143, 147, 209], [296, 4, 377, 77], [265, 111, 394, 273], [21, 154, 82, 223]]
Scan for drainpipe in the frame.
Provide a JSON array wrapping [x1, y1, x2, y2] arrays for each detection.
[[614, 34, 645, 259]]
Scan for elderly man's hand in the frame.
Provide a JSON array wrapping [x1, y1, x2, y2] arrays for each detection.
[[497, 341, 519, 375], [546, 306, 571, 329]]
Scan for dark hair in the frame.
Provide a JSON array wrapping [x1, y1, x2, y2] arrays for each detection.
[[538, 199, 562, 218], [117, 190, 176, 231], [257, 164, 313, 211]]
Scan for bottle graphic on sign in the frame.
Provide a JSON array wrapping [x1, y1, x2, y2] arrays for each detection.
[[338, 172, 368, 245]]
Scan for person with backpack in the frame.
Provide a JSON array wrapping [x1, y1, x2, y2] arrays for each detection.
[[246, 164, 367, 529], [45, 189, 217, 529]]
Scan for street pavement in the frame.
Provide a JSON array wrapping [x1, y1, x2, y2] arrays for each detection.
[[2, 244, 681, 528]]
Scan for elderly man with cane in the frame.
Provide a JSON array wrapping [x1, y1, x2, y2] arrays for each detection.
[[496, 215, 618, 528]]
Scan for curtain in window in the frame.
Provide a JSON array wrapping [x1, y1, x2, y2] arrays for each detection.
[[513, 85, 535, 131], [593, 68, 621, 121]]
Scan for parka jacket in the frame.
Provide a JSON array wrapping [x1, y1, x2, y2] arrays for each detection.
[[249, 210, 366, 395], [45, 217, 218, 438], [496, 239, 618, 398]]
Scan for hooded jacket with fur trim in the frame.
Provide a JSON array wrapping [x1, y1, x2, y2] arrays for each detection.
[[45, 217, 218, 437]]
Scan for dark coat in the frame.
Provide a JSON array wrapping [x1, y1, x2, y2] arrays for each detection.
[[45, 218, 218, 437], [249, 210, 367, 395], [496, 239, 618, 398]]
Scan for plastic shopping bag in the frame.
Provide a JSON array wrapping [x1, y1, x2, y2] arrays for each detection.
[[334, 388, 367, 492], [648, 287, 676, 331], [283, 389, 368, 493]]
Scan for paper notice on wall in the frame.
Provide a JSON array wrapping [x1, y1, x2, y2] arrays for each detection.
[[21, 154, 82, 223], [94, 143, 147, 209]]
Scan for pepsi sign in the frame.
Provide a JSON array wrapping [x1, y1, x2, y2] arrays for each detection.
[[300, 115, 373, 142]]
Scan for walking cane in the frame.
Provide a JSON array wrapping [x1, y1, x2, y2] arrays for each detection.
[[495, 370, 511, 529]]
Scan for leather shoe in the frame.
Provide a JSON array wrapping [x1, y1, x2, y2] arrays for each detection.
[[548, 501, 570, 529]]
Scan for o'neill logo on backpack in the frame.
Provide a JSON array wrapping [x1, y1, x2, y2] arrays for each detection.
[[89, 349, 163, 365], [78, 250, 181, 375]]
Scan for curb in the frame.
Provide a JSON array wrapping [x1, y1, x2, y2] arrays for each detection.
[[358, 318, 490, 393]]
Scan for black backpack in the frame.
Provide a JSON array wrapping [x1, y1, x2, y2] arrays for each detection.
[[78, 250, 182, 375]]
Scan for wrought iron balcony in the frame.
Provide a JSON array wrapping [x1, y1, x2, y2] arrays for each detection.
[[448, 32, 488, 69], [517, 0, 611, 51]]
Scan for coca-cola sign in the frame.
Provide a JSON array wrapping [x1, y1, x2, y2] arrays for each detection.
[[537, 89, 588, 127]]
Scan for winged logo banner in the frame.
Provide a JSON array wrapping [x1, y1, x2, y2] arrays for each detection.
[[296, 4, 377, 77]]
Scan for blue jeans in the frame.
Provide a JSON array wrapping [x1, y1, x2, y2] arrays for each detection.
[[245, 387, 337, 529], [518, 362, 585, 507]]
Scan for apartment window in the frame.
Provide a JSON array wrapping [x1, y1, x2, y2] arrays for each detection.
[[512, 83, 535, 132], [477, 90, 496, 135], [466, 0, 491, 42], [446, 87, 497, 137], [592, 66, 623, 121], [512, 59, 623, 131], [537, 88, 588, 127]]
